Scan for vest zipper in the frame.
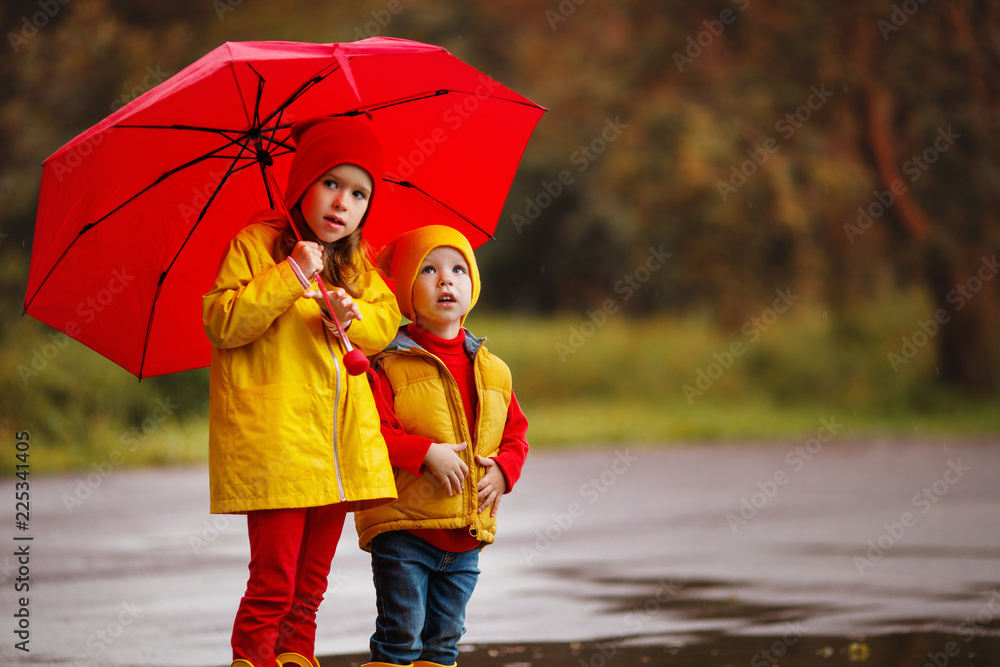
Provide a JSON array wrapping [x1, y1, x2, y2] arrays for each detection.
[[325, 331, 347, 503], [422, 347, 477, 517]]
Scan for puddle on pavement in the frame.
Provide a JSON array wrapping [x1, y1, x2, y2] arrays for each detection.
[[318, 573, 1000, 666], [321, 633, 1000, 666]]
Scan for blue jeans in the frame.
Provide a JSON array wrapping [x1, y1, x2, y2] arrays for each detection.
[[369, 531, 480, 665]]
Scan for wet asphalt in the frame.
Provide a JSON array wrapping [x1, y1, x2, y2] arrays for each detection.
[[3, 437, 1000, 666]]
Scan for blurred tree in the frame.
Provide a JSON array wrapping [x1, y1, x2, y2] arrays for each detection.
[[1, 0, 997, 404], [847, 2, 1000, 391]]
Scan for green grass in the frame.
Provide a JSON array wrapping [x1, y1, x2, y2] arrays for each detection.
[[4, 289, 999, 474], [464, 292, 1000, 445]]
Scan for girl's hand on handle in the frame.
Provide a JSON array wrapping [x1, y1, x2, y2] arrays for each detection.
[[303, 287, 363, 324], [475, 455, 507, 517], [423, 442, 469, 496], [290, 241, 323, 278]]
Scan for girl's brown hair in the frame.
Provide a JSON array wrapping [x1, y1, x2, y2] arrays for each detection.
[[272, 207, 372, 298]]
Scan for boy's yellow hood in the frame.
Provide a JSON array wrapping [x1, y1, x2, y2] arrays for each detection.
[[376, 225, 480, 324]]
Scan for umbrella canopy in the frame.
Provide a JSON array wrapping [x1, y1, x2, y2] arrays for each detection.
[[23, 38, 546, 379]]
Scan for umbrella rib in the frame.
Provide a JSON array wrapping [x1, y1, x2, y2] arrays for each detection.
[[115, 123, 252, 135], [342, 89, 547, 116], [261, 60, 344, 129], [232, 61, 257, 131], [78, 144, 245, 233], [137, 141, 252, 379], [24, 135, 258, 314], [384, 176, 493, 242]]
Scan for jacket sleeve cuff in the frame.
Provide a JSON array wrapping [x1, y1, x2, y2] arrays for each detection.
[[491, 454, 516, 492], [286, 257, 312, 289], [385, 432, 433, 476], [320, 309, 351, 338], [276, 258, 308, 298]]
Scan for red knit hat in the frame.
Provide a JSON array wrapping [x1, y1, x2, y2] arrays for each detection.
[[284, 116, 385, 210], [377, 225, 480, 324]]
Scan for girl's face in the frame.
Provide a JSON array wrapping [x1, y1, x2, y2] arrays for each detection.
[[298, 164, 373, 244], [411, 246, 473, 339]]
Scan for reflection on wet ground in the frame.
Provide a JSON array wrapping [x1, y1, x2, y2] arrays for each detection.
[[323, 633, 1000, 666], [321, 573, 1000, 666]]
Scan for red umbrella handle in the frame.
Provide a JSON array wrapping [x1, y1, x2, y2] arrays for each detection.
[[264, 166, 368, 375], [312, 273, 370, 376]]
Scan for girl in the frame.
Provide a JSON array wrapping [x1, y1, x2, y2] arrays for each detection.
[[203, 116, 401, 667]]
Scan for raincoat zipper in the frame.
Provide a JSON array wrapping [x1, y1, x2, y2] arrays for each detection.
[[324, 330, 348, 503]]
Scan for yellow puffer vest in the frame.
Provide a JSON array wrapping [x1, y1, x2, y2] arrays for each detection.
[[355, 329, 512, 550]]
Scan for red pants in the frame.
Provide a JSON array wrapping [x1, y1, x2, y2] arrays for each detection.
[[231, 504, 348, 667]]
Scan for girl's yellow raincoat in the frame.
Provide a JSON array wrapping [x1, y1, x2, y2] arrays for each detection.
[[203, 217, 400, 514]]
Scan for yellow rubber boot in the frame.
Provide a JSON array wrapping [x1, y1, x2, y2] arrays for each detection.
[[276, 653, 320, 667], [413, 661, 456, 667], [361, 663, 414, 667]]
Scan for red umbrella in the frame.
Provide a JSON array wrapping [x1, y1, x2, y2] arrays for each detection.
[[23, 38, 545, 378]]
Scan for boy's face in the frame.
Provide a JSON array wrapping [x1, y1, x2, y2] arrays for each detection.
[[411, 246, 473, 339], [298, 164, 373, 243]]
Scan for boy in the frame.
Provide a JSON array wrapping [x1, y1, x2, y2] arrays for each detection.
[[355, 225, 530, 667]]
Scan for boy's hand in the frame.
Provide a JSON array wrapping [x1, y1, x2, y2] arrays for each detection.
[[303, 287, 363, 324], [423, 442, 469, 496], [476, 455, 507, 516], [290, 241, 323, 278]]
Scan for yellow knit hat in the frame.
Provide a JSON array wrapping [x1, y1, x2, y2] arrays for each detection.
[[377, 225, 480, 324]]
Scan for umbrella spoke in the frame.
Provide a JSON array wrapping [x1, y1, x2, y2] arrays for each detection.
[[344, 88, 548, 117], [384, 176, 493, 242], [240, 61, 264, 132], [115, 122, 252, 136], [346, 89, 450, 115], [261, 59, 344, 129], [25, 131, 258, 316], [138, 148, 248, 379], [78, 135, 248, 233]]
